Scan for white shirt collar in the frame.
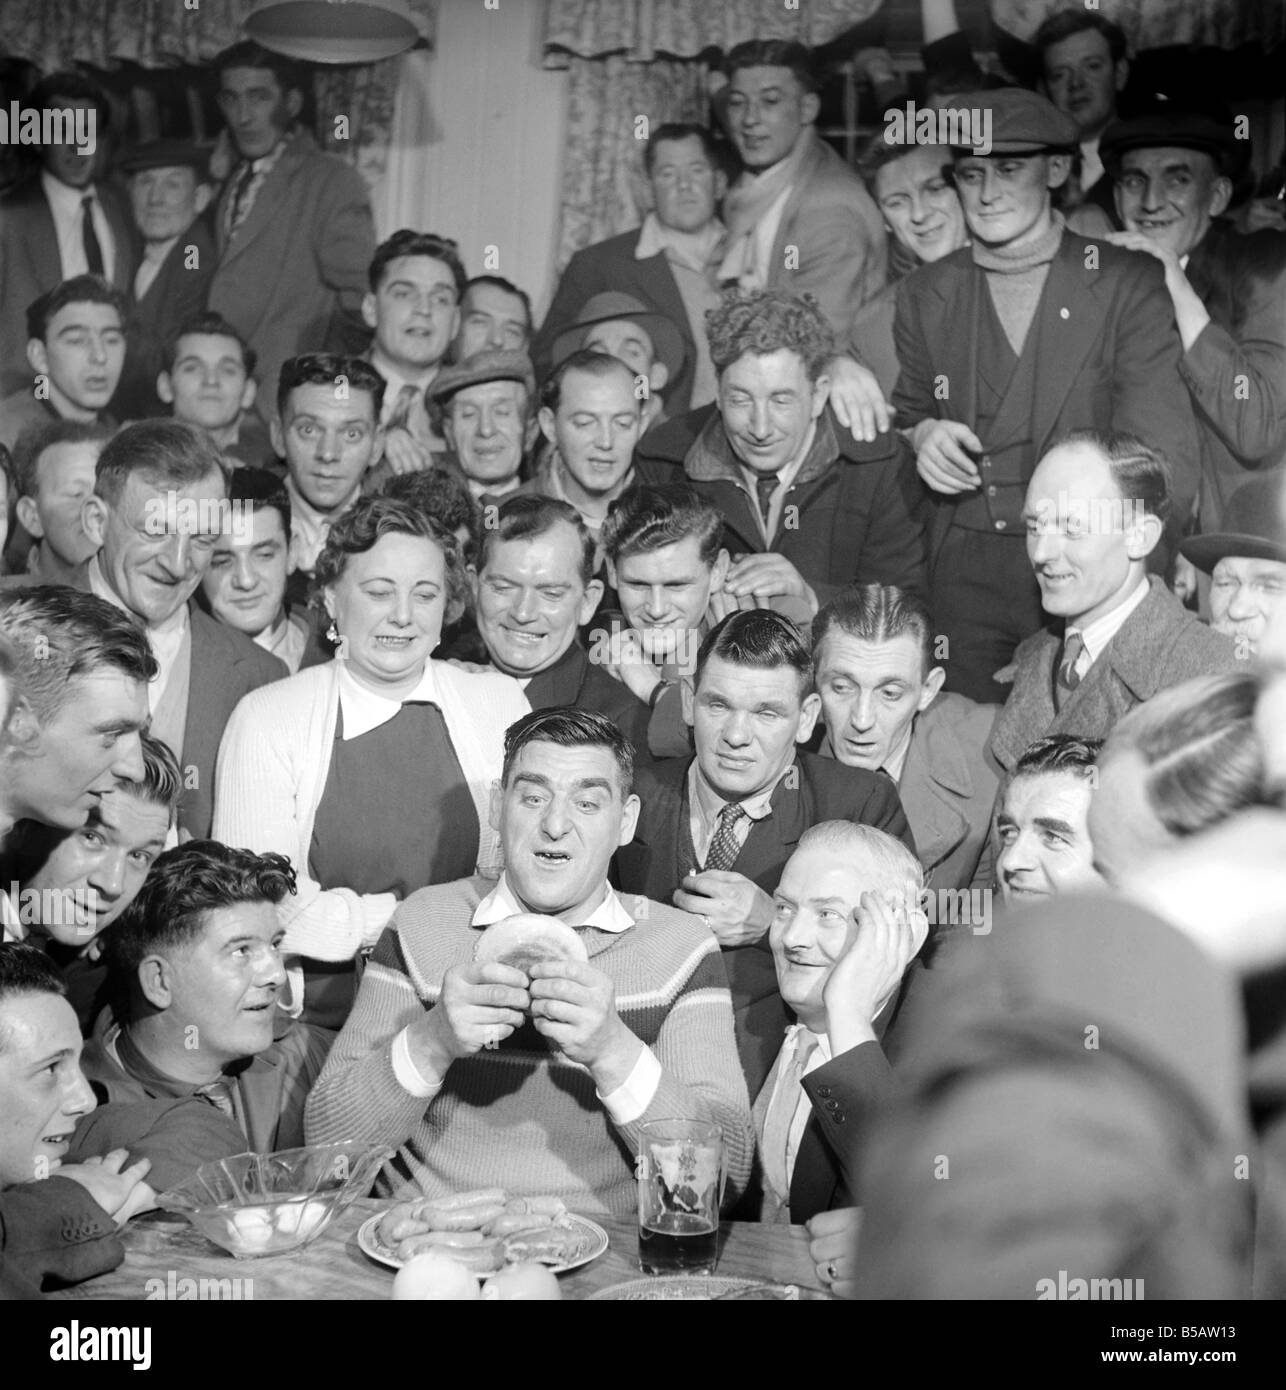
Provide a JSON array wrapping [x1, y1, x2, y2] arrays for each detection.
[[471, 872, 635, 935], [884, 726, 914, 784], [1072, 573, 1150, 666], [41, 169, 98, 217], [336, 658, 442, 740], [634, 211, 726, 272], [689, 758, 783, 825]]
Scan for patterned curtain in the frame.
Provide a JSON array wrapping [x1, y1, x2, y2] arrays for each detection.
[[991, 0, 1286, 51], [0, 0, 438, 192], [543, 0, 885, 271], [542, 0, 883, 65]]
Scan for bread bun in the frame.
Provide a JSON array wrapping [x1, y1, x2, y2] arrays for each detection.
[[473, 914, 589, 972]]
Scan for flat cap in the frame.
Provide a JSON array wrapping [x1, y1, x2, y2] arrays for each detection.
[[1180, 472, 1286, 573], [1099, 94, 1248, 179], [118, 138, 211, 176], [428, 348, 536, 404], [950, 87, 1080, 156]]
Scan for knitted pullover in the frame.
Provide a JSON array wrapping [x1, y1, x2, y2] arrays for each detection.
[[972, 212, 1065, 356], [304, 876, 753, 1220]]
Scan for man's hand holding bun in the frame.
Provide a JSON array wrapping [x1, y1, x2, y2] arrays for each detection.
[[528, 959, 642, 1095], [407, 961, 531, 1082]]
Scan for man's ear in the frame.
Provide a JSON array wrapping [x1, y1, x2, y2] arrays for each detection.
[[537, 406, 557, 448], [270, 415, 286, 458], [137, 954, 172, 1011], [618, 791, 641, 848], [488, 778, 503, 835], [918, 665, 947, 713], [809, 373, 831, 421], [1125, 511, 1163, 561], [713, 169, 729, 203], [15, 495, 44, 540], [285, 88, 304, 122], [367, 422, 386, 470], [4, 695, 43, 753], [193, 183, 213, 216], [81, 493, 109, 549], [796, 690, 822, 744], [522, 414, 540, 453], [800, 91, 821, 128], [26, 338, 48, 377], [1114, 58, 1130, 94], [648, 361, 670, 396], [605, 556, 619, 591], [578, 577, 605, 625], [1046, 153, 1072, 191], [1208, 176, 1233, 221], [239, 375, 257, 414], [710, 548, 731, 593], [361, 292, 378, 333], [156, 370, 175, 406], [680, 675, 696, 727]]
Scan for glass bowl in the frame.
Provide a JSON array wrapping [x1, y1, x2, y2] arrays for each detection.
[[157, 1142, 392, 1259]]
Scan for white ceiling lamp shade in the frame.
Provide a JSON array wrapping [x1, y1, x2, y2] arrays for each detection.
[[245, 0, 422, 64]]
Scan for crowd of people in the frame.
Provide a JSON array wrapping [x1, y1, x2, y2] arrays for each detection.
[[0, 10, 1284, 1303]]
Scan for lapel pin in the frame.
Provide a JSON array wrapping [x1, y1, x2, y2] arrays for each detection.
[[1059, 307, 1070, 319]]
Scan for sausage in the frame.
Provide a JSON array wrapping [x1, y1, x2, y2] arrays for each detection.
[[415, 1187, 506, 1216], [504, 1195, 567, 1218], [423, 1202, 507, 1232], [484, 1212, 556, 1237]]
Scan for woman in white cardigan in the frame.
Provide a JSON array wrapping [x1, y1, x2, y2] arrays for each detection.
[[214, 495, 528, 1027]]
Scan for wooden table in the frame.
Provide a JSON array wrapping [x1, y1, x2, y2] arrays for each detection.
[[51, 1198, 821, 1301]]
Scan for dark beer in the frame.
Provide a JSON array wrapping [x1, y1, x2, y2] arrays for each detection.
[[638, 1211, 718, 1274]]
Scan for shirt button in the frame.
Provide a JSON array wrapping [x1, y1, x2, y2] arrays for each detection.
[[987, 485, 997, 497], [980, 455, 991, 470], [833, 1110, 847, 1123], [816, 1086, 833, 1098], [994, 519, 1007, 531]]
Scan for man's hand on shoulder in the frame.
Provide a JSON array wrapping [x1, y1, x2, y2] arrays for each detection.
[[826, 354, 894, 442]]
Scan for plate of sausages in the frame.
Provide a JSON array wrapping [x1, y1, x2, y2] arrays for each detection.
[[357, 1187, 608, 1275]]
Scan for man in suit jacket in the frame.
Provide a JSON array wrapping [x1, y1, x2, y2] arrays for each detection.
[[80, 842, 330, 1161], [614, 610, 913, 1097], [207, 42, 375, 417], [1099, 100, 1286, 529], [111, 140, 217, 421], [0, 71, 136, 398], [80, 420, 286, 837], [474, 495, 649, 751], [718, 41, 886, 337], [895, 88, 1199, 703], [749, 822, 928, 1227], [535, 123, 729, 417], [0, 943, 152, 1299], [812, 584, 1000, 892], [636, 289, 925, 622], [992, 432, 1238, 769]]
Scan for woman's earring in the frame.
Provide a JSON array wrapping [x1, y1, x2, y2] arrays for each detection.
[[326, 621, 339, 645]]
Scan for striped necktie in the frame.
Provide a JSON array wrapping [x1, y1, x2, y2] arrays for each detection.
[[704, 801, 747, 872], [1054, 630, 1086, 712], [754, 472, 779, 530]]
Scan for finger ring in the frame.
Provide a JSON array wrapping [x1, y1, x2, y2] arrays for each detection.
[[823, 1260, 839, 1284]]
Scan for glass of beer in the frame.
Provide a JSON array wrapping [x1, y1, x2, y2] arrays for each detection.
[[636, 1119, 723, 1275]]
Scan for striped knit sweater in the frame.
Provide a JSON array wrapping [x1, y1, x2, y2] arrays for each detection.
[[305, 876, 753, 1221]]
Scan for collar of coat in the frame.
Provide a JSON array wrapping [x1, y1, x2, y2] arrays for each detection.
[[686, 405, 841, 489]]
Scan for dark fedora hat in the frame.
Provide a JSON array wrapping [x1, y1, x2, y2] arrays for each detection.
[[1180, 471, 1286, 574]]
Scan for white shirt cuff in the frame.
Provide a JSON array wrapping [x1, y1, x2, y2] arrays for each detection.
[[598, 1045, 663, 1125], [391, 1026, 445, 1099]]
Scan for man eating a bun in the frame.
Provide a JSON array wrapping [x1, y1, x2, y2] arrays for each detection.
[[306, 706, 753, 1221]]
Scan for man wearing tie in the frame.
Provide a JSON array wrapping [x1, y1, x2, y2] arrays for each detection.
[[991, 430, 1238, 770], [614, 609, 914, 1097], [360, 230, 467, 477], [755, 821, 926, 1237], [0, 71, 135, 399]]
